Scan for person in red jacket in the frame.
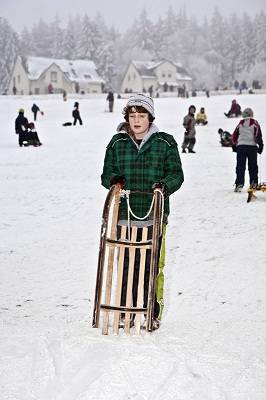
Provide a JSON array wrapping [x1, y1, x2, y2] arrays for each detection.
[[231, 107, 263, 192], [224, 99, 242, 118]]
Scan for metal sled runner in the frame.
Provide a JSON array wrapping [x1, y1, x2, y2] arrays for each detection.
[[92, 184, 164, 335]]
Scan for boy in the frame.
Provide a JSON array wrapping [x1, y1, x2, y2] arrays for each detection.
[[182, 105, 196, 153], [101, 93, 184, 329]]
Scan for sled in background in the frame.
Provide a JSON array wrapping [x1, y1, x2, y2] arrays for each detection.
[[92, 184, 164, 335], [247, 183, 266, 203]]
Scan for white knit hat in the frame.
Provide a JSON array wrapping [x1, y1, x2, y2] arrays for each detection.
[[242, 107, 254, 118], [125, 93, 155, 118]]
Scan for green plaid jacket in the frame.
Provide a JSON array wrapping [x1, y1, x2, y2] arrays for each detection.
[[101, 128, 184, 222]]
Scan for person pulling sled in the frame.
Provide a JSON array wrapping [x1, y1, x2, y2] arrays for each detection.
[[231, 107, 263, 192], [96, 93, 184, 333]]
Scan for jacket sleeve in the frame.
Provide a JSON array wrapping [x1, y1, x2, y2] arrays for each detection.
[[231, 125, 240, 144], [101, 142, 121, 189], [160, 141, 184, 195], [255, 121, 263, 146]]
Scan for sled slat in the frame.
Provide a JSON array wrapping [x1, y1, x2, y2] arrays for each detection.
[[135, 227, 148, 334], [102, 192, 120, 335], [124, 226, 137, 334], [113, 225, 127, 334]]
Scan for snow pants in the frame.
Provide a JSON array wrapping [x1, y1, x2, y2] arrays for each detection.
[[235, 145, 258, 186], [119, 224, 166, 320], [182, 135, 196, 151]]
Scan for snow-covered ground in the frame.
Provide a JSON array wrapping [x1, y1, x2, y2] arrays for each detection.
[[1, 93, 266, 400]]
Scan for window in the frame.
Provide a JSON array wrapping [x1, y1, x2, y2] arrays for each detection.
[[162, 72, 166, 78], [35, 88, 40, 94], [168, 72, 172, 78], [50, 71, 57, 82], [17, 75, 21, 84], [84, 74, 91, 79], [128, 74, 131, 81]]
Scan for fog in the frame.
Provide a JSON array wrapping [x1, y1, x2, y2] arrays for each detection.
[[1, 0, 265, 31]]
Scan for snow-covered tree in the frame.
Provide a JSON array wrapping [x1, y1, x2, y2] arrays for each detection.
[[255, 11, 266, 63], [0, 17, 19, 93]]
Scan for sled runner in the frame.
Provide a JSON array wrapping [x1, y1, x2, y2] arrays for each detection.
[[247, 183, 266, 203], [92, 184, 164, 335]]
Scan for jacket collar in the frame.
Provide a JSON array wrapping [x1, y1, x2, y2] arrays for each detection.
[[116, 122, 159, 150]]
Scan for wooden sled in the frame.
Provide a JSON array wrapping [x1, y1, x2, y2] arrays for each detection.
[[92, 184, 164, 335], [247, 183, 266, 203]]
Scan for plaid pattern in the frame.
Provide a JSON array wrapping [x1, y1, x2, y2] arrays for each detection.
[[101, 131, 184, 222]]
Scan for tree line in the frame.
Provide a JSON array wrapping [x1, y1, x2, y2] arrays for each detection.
[[0, 7, 266, 93]]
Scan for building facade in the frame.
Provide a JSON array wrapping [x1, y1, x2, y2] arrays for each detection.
[[8, 56, 104, 95], [120, 60, 192, 95]]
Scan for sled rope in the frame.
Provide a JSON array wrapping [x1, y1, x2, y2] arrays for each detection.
[[121, 189, 164, 240]]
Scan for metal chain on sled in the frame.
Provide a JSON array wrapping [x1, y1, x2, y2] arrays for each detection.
[[120, 189, 164, 240]]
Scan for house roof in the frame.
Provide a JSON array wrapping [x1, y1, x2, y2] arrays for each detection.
[[131, 60, 192, 81], [26, 56, 104, 83]]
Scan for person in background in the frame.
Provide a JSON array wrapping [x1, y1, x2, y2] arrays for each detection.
[[31, 103, 42, 121], [195, 107, 208, 125], [182, 105, 197, 153], [15, 108, 29, 147], [106, 91, 114, 112], [231, 107, 263, 192], [63, 90, 67, 101], [224, 99, 242, 118], [72, 102, 83, 125], [218, 128, 232, 147], [101, 93, 184, 330], [27, 122, 42, 146]]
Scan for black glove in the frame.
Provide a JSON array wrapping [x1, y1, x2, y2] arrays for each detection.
[[184, 131, 189, 136], [152, 182, 168, 196], [232, 144, 237, 153], [110, 175, 126, 189], [258, 144, 264, 154]]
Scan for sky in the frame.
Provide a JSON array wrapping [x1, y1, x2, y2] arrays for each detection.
[[1, 0, 265, 32]]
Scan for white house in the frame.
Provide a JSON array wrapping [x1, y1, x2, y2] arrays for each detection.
[[120, 60, 192, 94], [8, 56, 105, 95]]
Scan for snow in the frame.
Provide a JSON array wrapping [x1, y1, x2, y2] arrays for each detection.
[[1, 92, 266, 399]]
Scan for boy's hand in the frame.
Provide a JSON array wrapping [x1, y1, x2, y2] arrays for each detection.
[[110, 175, 126, 189]]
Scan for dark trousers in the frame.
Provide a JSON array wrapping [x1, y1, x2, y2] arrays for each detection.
[[118, 225, 161, 319], [108, 101, 114, 112], [73, 116, 83, 125], [235, 145, 258, 186], [182, 136, 196, 151]]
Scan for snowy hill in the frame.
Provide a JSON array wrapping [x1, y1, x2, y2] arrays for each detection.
[[1, 93, 266, 399]]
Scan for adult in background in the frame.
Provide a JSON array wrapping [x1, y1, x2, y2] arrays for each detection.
[[182, 105, 197, 153], [101, 93, 184, 330], [15, 108, 29, 147], [31, 103, 41, 121], [72, 102, 83, 125], [106, 91, 114, 112], [231, 107, 263, 192]]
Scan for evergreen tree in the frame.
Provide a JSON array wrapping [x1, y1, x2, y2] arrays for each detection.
[[0, 17, 19, 93], [255, 11, 266, 63], [50, 15, 65, 58]]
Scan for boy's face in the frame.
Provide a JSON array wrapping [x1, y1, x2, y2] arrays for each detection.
[[128, 111, 150, 137]]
